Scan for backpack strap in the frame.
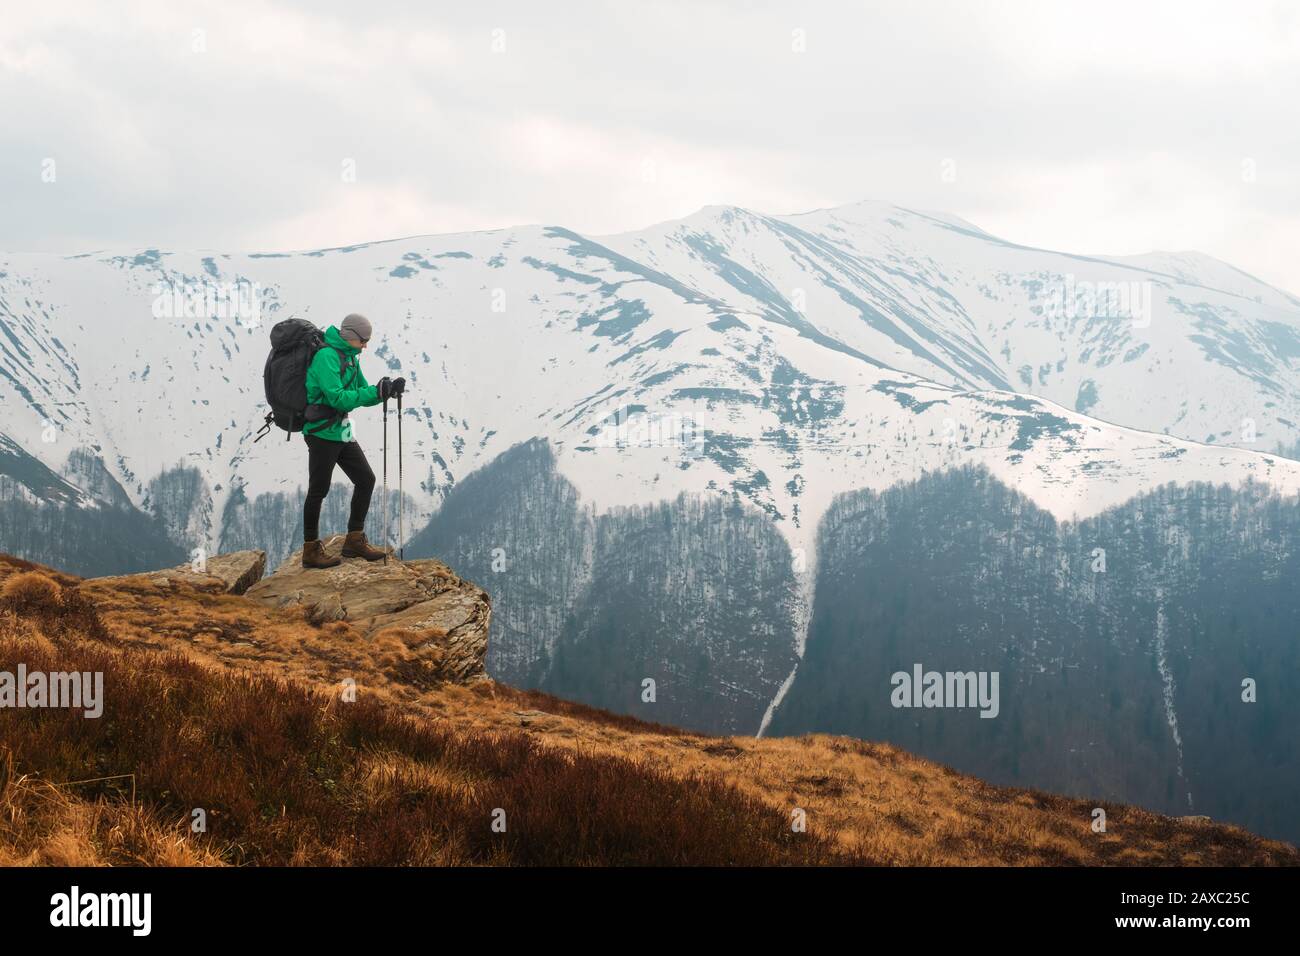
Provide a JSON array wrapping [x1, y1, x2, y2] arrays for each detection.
[[335, 347, 358, 389], [303, 414, 342, 436]]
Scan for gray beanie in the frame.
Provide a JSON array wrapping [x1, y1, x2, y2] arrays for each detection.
[[339, 313, 373, 345]]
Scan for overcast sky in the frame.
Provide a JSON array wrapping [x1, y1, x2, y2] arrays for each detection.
[[3, 0, 1298, 293]]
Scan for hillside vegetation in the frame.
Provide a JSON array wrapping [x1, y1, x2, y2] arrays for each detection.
[[0, 553, 1295, 867]]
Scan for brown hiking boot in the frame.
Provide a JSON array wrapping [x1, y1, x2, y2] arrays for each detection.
[[341, 530, 389, 561], [302, 538, 341, 569]]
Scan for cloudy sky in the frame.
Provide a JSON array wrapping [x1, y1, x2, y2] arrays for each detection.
[[3, 0, 1298, 292]]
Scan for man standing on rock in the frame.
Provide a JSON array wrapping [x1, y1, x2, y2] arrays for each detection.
[[300, 313, 404, 569]]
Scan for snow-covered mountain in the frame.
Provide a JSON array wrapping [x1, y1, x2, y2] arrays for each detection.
[[6, 200, 1300, 840], [3, 199, 1299, 560]]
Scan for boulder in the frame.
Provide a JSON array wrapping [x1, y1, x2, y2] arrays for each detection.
[[305, 591, 346, 625], [203, 550, 268, 595], [95, 549, 266, 595], [244, 535, 491, 684]]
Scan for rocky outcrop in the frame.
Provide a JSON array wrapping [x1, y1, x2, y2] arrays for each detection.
[[244, 535, 491, 684], [85, 537, 492, 687], [94, 549, 267, 595]]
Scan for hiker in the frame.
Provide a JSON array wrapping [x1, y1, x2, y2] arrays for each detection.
[[300, 313, 405, 569]]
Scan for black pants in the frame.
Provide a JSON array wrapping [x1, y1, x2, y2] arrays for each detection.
[[303, 435, 376, 542]]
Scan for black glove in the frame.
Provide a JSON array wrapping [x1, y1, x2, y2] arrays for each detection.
[[391, 377, 406, 397], [376, 377, 392, 401]]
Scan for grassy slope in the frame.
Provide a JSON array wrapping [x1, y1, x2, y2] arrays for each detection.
[[0, 553, 1295, 866]]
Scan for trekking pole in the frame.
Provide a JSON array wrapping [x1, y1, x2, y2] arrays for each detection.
[[397, 392, 404, 561], [382, 396, 389, 566]]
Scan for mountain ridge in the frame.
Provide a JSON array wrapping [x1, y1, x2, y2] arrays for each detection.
[[5, 195, 1300, 662]]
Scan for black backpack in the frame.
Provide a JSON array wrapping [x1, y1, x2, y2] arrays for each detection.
[[253, 318, 351, 442]]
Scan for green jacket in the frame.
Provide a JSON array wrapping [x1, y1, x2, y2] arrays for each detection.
[[303, 325, 381, 442]]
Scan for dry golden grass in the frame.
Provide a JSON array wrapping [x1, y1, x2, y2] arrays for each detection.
[[1, 553, 1296, 866], [0, 562, 845, 866], [1, 571, 62, 610]]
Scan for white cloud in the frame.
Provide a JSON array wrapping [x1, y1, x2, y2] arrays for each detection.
[[258, 183, 518, 251], [1, 0, 1297, 295]]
